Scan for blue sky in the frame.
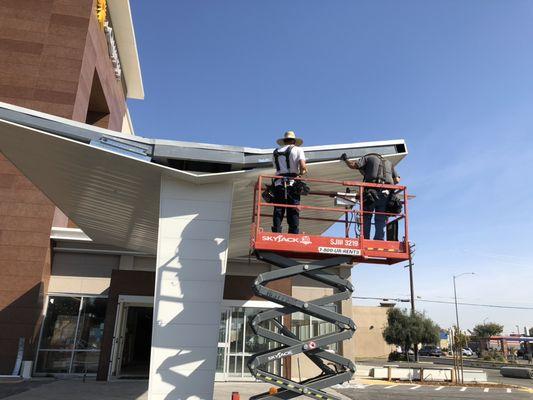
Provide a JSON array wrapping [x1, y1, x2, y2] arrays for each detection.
[[128, 1, 533, 333]]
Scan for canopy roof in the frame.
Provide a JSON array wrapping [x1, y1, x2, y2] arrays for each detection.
[[0, 102, 408, 257]]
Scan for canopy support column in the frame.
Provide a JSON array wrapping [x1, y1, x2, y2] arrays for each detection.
[[148, 176, 234, 400]]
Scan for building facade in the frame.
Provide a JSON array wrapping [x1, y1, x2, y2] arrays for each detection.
[[0, 0, 142, 374]]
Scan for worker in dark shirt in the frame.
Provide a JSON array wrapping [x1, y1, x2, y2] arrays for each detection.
[[340, 153, 400, 240]]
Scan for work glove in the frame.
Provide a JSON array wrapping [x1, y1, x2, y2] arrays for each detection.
[[340, 153, 348, 161]]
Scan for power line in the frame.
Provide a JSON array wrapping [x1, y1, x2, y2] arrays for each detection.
[[352, 296, 533, 310]]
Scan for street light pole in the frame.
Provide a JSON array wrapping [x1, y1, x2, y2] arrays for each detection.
[[453, 276, 460, 383], [406, 242, 417, 361], [453, 272, 475, 384]]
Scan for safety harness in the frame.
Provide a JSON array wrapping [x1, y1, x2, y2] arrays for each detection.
[[273, 145, 295, 176], [363, 153, 387, 184]]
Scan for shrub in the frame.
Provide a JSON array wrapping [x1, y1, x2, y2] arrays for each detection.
[[388, 351, 407, 362], [481, 349, 506, 362]]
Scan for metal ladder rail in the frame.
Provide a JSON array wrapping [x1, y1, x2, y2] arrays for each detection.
[[247, 252, 356, 400]]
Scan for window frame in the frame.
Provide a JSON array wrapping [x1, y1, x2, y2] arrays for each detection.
[[34, 294, 108, 376]]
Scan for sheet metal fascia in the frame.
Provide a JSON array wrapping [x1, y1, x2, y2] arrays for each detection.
[[0, 116, 260, 189], [243, 144, 404, 167], [151, 138, 407, 154], [153, 141, 406, 169], [152, 143, 245, 165], [0, 102, 155, 150]]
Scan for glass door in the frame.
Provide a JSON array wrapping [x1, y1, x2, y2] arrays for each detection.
[[215, 308, 231, 381], [216, 306, 283, 381]]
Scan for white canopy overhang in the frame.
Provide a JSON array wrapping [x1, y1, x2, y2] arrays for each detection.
[[0, 103, 407, 257]]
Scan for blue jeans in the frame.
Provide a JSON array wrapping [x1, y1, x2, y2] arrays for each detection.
[[272, 185, 300, 234], [363, 190, 388, 240]]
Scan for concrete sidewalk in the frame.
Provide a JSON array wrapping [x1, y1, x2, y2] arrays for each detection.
[[0, 380, 148, 400], [0, 380, 351, 400]]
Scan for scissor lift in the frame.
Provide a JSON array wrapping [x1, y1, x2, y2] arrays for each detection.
[[247, 176, 410, 400]]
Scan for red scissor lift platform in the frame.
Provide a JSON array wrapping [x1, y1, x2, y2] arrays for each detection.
[[250, 175, 410, 264]]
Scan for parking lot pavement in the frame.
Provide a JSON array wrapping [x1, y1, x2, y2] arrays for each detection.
[[2, 379, 532, 400], [354, 359, 533, 389], [336, 383, 533, 400]]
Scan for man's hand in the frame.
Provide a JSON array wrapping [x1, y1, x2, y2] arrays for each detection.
[[341, 154, 359, 170]]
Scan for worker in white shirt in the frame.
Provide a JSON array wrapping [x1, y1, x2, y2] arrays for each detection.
[[271, 131, 307, 234]]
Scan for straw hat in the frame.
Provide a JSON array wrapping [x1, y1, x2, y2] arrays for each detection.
[[276, 131, 303, 146]]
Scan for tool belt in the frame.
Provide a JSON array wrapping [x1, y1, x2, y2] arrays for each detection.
[[262, 174, 309, 203], [386, 192, 403, 214]]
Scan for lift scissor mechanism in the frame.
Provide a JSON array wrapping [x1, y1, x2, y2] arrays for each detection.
[[247, 176, 411, 399], [248, 252, 355, 400]]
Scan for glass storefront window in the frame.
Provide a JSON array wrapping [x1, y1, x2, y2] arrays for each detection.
[[35, 296, 107, 375], [291, 304, 339, 352], [75, 297, 107, 350], [35, 351, 72, 373], [229, 309, 244, 354], [217, 306, 282, 380], [71, 351, 101, 373], [244, 308, 271, 354], [39, 297, 81, 350]]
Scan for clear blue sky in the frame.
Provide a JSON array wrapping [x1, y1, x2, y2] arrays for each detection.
[[128, 0, 533, 334]]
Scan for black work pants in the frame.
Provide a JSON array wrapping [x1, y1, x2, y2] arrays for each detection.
[[363, 189, 388, 240], [272, 185, 300, 234]]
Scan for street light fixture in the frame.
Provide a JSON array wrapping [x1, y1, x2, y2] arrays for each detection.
[[453, 272, 475, 384]]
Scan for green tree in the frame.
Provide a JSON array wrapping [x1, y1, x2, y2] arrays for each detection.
[[452, 326, 468, 348], [472, 322, 504, 338], [382, 308, 440, 353]]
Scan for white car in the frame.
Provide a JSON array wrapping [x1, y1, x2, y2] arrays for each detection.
[[462, 348, 474, 356]]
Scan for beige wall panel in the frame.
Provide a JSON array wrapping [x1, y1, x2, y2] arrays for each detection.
[[47, 276, 110, 295]]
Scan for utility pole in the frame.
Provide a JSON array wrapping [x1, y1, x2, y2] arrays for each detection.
[[408, 242, 417, 362], [453, 272, 475, 384]]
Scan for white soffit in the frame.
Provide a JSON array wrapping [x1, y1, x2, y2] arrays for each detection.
[[107, 0, 144, 99]]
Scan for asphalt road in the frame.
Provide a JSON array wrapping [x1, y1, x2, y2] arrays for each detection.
[[337, 383, 533, 400]]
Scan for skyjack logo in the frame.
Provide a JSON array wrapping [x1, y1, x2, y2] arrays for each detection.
[[267, 350, 293, 361], [263, 234, 313, 246], [299, 236, 312, 245]]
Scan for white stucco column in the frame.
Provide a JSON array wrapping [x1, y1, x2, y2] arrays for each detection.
[[148, 176, 234, 400]]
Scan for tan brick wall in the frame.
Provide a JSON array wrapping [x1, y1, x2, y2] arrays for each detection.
[[0, 0, 128, 373]]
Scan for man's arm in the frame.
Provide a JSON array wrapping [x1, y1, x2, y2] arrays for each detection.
[[299, 159, 308, 175], [341, 153, 362, 170], [298, 148, 308, 175], [392, 166, 401, 184]]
